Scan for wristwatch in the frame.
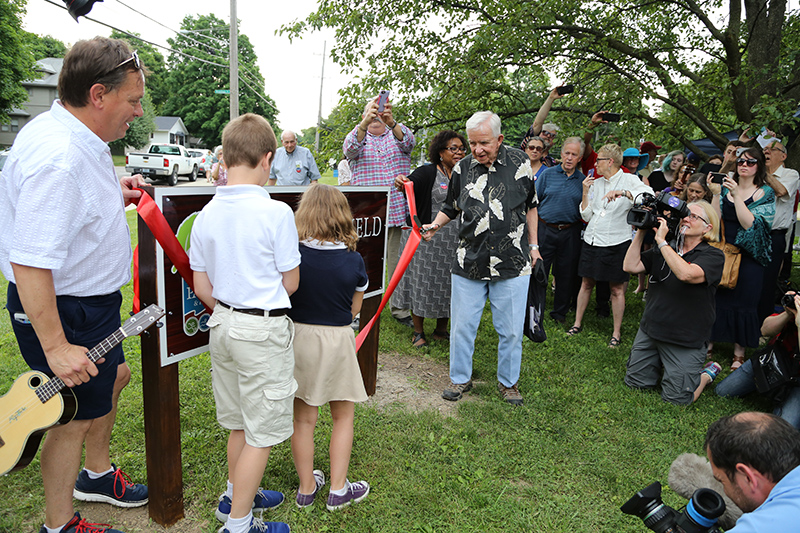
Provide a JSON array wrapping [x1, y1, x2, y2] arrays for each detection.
[[529, 244, 540, 250], [658, 241, 669, 250]]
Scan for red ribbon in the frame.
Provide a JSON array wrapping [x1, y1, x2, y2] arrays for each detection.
[[131, 188, 212, 315], [355, 180, 423, 351]]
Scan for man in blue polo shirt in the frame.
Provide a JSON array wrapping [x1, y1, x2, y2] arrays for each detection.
[[536, 137, 585, 323], [706, 412, 800, 532]]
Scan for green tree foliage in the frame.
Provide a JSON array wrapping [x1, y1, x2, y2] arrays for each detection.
[[162, 14, 278, 148], [21, 32, 67, 60], [110, 30, 169, 114], [0, 0, 36, 123], [284, 0, 799, 163], [109, 91, 157, 154]]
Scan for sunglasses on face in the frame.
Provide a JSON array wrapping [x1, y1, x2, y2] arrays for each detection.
[[540, 131, 556, 138], [526, 145, 544, 152], [736, 158, 758, 167]]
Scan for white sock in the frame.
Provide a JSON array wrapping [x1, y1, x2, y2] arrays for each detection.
[[43, 525, 64, 533], [225, 480, 234, 499], [330, 481, 350, 496], [84, 466, 114, 479], [226, 511, 252, 533]]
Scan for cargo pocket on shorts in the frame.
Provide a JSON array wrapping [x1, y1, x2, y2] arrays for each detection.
[[259, 378, 298, 444]]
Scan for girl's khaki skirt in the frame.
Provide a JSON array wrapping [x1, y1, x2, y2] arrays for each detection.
[[293, 322, 368, 406]]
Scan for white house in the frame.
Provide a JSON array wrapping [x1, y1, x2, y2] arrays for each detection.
[[150, 116, 189, 146]]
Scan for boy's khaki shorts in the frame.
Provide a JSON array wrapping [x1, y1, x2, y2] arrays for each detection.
[[207, 304, 297, 448]]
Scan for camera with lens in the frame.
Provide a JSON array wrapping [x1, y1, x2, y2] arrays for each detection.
[[781, 291, 798, 310], [627, 191, 690, 241], [621, 481, 725, 533]]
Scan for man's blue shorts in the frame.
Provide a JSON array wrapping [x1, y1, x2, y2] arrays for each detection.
[[6, 283, 125, 421]]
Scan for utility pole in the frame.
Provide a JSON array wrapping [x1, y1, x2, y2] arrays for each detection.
[[230, 0, 239, 120], [315, 41, 326, 152]]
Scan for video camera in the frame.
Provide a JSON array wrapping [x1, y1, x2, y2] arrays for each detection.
[[627, 191, 690, 241], [621, 481, 725, 533]]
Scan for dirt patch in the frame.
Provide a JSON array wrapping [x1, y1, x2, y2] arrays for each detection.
[[74, 502, 208, 533], [365, 353, 476, 416]]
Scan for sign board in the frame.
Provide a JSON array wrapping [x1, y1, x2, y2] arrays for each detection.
[[214, 89, 231, 94], [150, 186, 388, 367]]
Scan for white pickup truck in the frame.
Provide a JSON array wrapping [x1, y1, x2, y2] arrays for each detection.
[[125, 144, 199, 186]]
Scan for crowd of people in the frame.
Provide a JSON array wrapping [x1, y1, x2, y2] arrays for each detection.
[[3, 36, 800, 532]]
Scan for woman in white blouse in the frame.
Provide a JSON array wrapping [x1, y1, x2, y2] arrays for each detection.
[[567, 144, 654, 347]]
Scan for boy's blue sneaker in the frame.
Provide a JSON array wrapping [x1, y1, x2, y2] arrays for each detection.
[[326, 480, 370, 511], [38, 512, 125, 533], [217, 516, 290, 533], [73, 464, 148, 508], [295, 470, 326, 508], [216, 488, 285, 522]]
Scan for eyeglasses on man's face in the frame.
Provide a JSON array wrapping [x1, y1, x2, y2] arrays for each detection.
[[540, 131, 556, 138], [736, 158, 758, 167]]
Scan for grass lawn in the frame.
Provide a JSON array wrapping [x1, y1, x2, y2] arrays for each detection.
[[0, 210, 784, 532]]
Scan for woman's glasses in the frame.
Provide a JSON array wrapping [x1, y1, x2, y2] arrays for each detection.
[[736, 158, 758, 167], [526, 145, 544, 152], [687, 213, 709, 224], [447, 146, 467, 154]]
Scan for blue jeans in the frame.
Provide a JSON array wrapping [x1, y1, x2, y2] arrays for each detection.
[[449, 274, 529, 388], [715, 359, 800, 430]]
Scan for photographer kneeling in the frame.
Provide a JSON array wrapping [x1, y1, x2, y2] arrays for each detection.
[[623, 200, 726, 404], [715, 292, 800, 429]]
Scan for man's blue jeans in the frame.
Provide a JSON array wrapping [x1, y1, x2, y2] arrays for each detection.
[[715, 359, 800, 430], [449, 273, 529, 388]]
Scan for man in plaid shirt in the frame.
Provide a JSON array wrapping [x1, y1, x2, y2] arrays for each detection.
[[343, 95, 416, 325]]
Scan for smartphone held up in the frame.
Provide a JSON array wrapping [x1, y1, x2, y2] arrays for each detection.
[[377, 90, 390, 113]]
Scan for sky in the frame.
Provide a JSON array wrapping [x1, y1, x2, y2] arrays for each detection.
[[21, 0, 349, 134]]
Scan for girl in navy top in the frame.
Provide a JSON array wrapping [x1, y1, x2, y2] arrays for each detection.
[[288, 184, 371, 511]]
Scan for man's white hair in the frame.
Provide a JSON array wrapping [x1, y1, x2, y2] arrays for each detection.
[[466, 111, 501, 137], [281, 130, 296, 141], [561, 136, 586, 157], [542, 123, 560, 133]]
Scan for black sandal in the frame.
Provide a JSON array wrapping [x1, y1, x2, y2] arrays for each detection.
[[412, 332, 428, 348], [566, 326, 582, 336], [608, 336, 621, 348]]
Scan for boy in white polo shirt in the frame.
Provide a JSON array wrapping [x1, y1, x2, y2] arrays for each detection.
[[190, 113, 301, 533]]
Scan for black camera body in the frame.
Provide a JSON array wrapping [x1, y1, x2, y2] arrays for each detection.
[[781, 291, 798, 310], [627, 191, 690, 241], [622, 481, 725, 533]]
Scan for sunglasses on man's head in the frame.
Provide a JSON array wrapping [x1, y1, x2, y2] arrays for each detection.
[[736, 158, 758, 167]]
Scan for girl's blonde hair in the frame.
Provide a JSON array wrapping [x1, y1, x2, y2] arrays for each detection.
[[295, 184, 359, 251]]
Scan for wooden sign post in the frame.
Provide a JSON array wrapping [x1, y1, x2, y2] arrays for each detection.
[[137, 185, 388, 525]]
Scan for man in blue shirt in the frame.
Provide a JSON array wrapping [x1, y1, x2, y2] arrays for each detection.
[[535, 137, 585, 323], [268, 130, 321, 186], [706, 412, 800, 532]]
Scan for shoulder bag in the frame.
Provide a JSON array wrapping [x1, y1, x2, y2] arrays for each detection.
[[708, 218, 741, 289]]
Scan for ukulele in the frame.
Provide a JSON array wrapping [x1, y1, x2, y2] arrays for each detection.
[[0, 303, 164, 476]]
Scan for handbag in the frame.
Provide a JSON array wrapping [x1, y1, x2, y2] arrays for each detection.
[[524, 259, 547, 343], [708, 219, 741, 289]]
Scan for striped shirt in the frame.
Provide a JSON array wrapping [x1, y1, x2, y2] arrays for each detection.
[[343, 124, 415, 227]]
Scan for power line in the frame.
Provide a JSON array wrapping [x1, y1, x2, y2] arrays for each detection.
[[41, 0, 275, 109]]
